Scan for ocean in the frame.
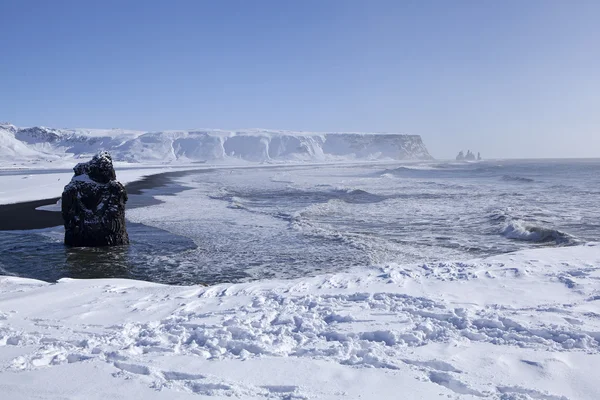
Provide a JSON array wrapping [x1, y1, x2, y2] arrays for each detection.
[[1, 159, 599, 285]]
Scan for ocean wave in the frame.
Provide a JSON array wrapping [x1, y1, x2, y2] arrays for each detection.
[[395, 164, 438, 170], [381, 167, 417, 175], [497, 192, 526, 197], [488, 209, 509, 223], [500, 220, 576, 245], [473, 165, 503, 173], [381, 166, 438, 174], [501, 175, 534, 183], [430, 163, 472, 170], [379, 167, 444, 180], [335, 188, 386, 204], [227, 196, 247, 210], [289, 210, 398, 265], [382, 163, 502, 178], [0, 262, 15, 276], [489, 209, 577, 245], [340, 188, 371, 195]]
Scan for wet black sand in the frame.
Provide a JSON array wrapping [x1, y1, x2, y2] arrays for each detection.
[[0, 169, 204, 231]]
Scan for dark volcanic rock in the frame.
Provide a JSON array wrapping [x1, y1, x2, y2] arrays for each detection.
[[456, 150, 480, 161], [61, 151, 129, 246]]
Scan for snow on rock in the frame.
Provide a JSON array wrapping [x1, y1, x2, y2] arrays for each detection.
[[61, 151, 129, 246], [1, 245, 599, 399], [0, 124, 433, 166]]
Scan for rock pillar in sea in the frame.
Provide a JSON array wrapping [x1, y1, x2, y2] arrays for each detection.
[[61, 151, 129, 246]]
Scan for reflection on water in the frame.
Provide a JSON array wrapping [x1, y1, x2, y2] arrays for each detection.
[[0, 223, 198, 284], [0, 170, 211, 285]]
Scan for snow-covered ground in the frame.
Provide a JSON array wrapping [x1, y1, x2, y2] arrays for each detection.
[[1, 245, 599, 399], [0, 166, 197, 205], [1, 154, 599, 398]]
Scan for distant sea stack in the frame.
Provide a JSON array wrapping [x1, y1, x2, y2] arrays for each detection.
[[61, 151, 129, 246], [456, 150, 481, 161]]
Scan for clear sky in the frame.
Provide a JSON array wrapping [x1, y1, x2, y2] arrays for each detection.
[[1, 0, 598, 159]]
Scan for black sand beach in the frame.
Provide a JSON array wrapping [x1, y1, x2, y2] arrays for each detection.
[[0, 198, 63, 230], [0, 169, 202, 231]]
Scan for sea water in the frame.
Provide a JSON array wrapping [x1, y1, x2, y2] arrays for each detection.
[[1, 159, 599, 285]]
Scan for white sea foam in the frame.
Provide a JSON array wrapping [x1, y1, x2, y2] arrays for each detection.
[[118, 161, 600, 284], [501, 220, 577, 245]]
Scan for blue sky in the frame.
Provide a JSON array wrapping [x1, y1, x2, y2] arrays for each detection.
[[1, 0, 598, 158]]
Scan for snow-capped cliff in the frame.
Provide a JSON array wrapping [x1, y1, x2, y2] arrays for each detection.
[[0, 124, 433, 166]]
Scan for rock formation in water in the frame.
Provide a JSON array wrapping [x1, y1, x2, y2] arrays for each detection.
[[456, 150, 480, 161], [465, 150, 476, 161], [477, 152, 482, 161], [61, 151, 129, 246]]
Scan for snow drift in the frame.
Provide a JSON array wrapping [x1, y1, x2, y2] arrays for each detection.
[[0, 124, 433, 165], [1, 245, 599, 399]]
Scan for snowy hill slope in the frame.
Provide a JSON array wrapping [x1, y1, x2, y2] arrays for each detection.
[[0, 124, 433, 166]]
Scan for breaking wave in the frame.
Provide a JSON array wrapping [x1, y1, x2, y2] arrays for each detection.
[[335, 188, 387, 204], [501, 221, 576, 244], [382, 166, 437, 173], [289, 202, 399, 265], [213, 187, 388, 211], [489, 210, 577, 245]]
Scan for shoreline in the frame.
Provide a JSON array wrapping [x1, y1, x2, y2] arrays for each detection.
[[0, 160, 412, 232], [0, 169, 200, 231]]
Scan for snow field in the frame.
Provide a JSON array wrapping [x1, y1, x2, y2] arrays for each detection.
[[1, 245, 599, 399], [0, 166, 198, 205]]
